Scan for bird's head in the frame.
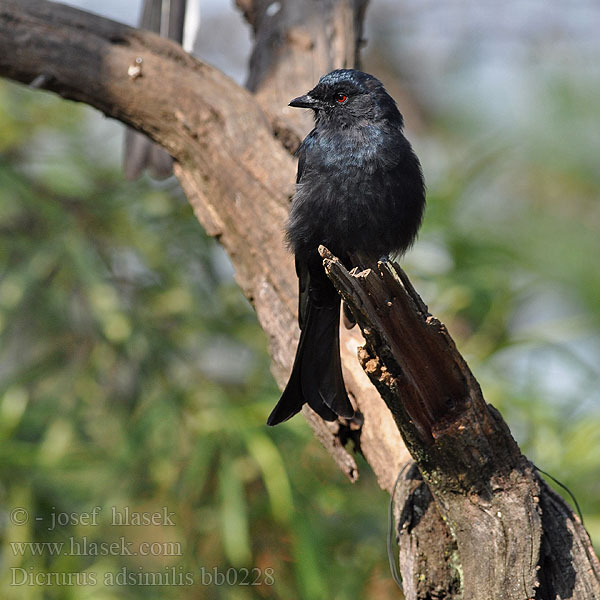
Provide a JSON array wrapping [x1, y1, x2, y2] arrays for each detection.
[[289, 69, 402, 128]]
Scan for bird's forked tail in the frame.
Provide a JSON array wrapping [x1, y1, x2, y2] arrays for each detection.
[[267, 293, 354, 426]]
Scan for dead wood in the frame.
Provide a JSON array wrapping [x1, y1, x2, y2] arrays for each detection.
[[0, 1, 598, 597]]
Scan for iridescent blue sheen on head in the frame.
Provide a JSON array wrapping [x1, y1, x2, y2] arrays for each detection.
[[304, 69, 403, 126], [317, 69, 379, 92]]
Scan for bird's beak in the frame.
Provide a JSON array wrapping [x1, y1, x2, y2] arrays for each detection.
[[289, 94, 317, 109]]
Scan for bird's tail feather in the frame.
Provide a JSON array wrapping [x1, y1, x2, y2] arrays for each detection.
[[267, 299, 353, 426]]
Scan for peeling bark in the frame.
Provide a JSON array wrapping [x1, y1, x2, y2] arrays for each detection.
[[0, 1, 598, 597], [322, 249, 600, 598]]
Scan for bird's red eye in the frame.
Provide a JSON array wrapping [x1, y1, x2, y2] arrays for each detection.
[[335, 93, 348, 104]]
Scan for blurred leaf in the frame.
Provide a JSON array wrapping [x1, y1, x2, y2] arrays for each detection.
[[219, 455, 251, 567], [244, 432, 294, 524]]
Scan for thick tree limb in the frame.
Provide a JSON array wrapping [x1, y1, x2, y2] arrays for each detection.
[[1, 1, 598, 597], [322, 248, 600, 598]]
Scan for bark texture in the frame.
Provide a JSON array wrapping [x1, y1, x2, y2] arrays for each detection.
[[0, 1, 598, 597], [324, 250, 600, 598]]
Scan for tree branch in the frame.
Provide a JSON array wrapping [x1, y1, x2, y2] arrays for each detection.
[[322, 248, 600, 598], [1, 1, 598, 597]]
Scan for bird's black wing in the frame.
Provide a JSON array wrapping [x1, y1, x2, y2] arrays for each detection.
[[294, 132, 313, 330], [268, 128, 353, 425], [295, 128, 318, 184], [296, 258, 309, 330], [267, 259, 353, 425]]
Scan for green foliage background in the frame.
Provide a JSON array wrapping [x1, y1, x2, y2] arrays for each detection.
[[0, 42, 598, 600]]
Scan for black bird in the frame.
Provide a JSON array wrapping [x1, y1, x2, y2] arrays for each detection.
[[267, 69, 425, 426]]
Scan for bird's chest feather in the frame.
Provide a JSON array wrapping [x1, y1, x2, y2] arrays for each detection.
[[289, 125, 393, 255], [309, 125, 384, 173], [295, 124, 394, 217]]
